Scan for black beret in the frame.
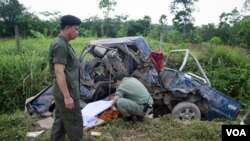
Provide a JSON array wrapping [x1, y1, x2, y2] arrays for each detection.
[[60, 15, 81, 26]]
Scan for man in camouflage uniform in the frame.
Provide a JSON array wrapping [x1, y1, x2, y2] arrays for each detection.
[[111, 74, 154, 122], [49, 15, 83, 141]]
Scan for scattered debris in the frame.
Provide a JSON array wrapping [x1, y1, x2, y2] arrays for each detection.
[[37, 116, 54, 129], [26, 130, 44, 138], [90, 131, 102, 137]]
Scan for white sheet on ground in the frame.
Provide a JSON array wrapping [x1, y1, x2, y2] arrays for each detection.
[[81, 100, 113, 127]]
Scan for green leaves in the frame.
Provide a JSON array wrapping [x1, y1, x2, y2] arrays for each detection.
[[0, 40, 50, 113], [0, 110, 32, 141]]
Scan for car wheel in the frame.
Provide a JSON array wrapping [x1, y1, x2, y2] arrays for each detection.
[[172, 101, 201, 121]]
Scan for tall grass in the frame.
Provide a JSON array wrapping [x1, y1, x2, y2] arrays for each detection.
[[0, 49, 49, 112], [200, 46, 250, 109], [0, 37, 96, 113], [0, 38, 51, 113]]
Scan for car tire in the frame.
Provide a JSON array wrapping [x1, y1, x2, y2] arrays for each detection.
[[172, 101, 201, 121]]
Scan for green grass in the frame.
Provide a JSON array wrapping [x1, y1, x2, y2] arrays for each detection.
[[0, 111, 241, 141], [0, 110, 34, 141]]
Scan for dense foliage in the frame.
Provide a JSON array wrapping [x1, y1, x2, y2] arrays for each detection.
[[201, 46, 250, 107], [0, 0, 250, 48], [0, 38, 51, 113]]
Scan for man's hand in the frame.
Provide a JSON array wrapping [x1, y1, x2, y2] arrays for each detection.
[[64, 96, 74, 109], [111, 95, 120, 111], [111, 105, 117, 111]]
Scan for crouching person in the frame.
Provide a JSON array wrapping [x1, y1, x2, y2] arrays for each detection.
[[111, 74, 154, 122]]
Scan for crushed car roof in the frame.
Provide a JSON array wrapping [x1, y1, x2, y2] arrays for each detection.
[[90, 36, 145, 45], [89, 36, 152, 57]]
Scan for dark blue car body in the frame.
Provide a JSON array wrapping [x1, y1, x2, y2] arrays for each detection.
[[161, 68, 241, 120]]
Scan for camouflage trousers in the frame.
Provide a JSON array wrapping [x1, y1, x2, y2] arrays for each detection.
[[51, 98, 83, 141], [116, 98, 147, 117]]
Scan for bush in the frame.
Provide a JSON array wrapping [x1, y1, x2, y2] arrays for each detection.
[[0, 110, 34, 141], [209, 36, 222, 45], [30, 30, 45, 39], [200, 46, 250, 107]]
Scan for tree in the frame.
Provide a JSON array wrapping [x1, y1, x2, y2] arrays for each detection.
[[98, 0, 117, 37], [138, 16, 152, 36], [159, 15, 167, 51], [219, 8, 241, 26], [0, 0, 25, 35], [170, 0, 198, 40], [126, 16, 152, 36], [39, 11, 61, 37], [81, 16, 104, 37], [114, 15, 128, 37], [103, 17, 117, 37], [0, 0, 25, 48], [98, 0, 117, 17], [243, 0, 250, 13], [198, 23, 218, 42], [237, 16, 250, 48], [218, 8, 242, 45]]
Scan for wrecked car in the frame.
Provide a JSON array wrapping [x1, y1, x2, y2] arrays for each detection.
[[25, 36, 241, 121]]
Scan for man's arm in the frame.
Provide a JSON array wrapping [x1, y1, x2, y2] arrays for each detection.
[[111, 95, 120, 111], [54, 63, 74, 109]]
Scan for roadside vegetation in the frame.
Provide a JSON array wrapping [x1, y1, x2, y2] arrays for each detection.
[[0, 37, 249, 140], [0, 110, 240, 141]]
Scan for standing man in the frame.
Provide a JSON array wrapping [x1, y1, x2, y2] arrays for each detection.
[[111, 74, 154, 122], [49, 15, 83, 141]]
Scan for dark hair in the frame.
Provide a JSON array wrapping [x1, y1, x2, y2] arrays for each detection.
[[113, 74, 126, 83], [60, 24, 67, 30]]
